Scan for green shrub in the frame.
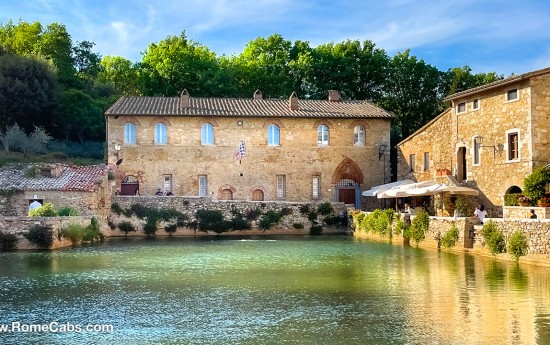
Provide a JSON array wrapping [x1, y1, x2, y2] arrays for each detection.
[[504, 193, 521, 206], [508, 230, 528, 261], [481, 221, 506, 255], [111, 203, 123, 215], [309, 225, 323, 235], [230, 215, 251, 231], [83, 217, 102, 242], [245, 208, 262, 220], [360, 209, 394, 236], [143, 220, 158, 237], [409, 209, 430, 244], [24, 225, 54, 248], [130, 204, 149, 219], [61, 224, 85, 244], [393, 216, 409, 236], [258, 210, 284, 231], [58, 207, 79, 216], [281, 207, 293, 216], [307, 211, 318, 222], [164, 223, 178, 236], [28, 202, 58, 217], [299, 204, 311, 215], [441, 222, 459, 249], [523, 166, 550, 203], [292, 222, 304, 229], [0, 231, 18, 251], [117, 221, 136, 237], [317, 201, 333, 216], [196, 209, 229, 234]]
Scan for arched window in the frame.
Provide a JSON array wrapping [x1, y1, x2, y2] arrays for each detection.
[[201, 123, 214, 145], [267, 124, 280, 146], [354, 125, 365, 146], [317, 125, 329, 145], [252, 189, 264, 201], [124, 122, 136, 144], [221, 189, 233, 200], [155, 123, 167, 144]]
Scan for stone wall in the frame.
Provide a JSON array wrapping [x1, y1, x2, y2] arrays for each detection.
[[0, 216, 93, 250], [107, 116, 391, 206], [107, 196, 348, 237], [503, 206, 550, 219], [529, 73, 550, 165]]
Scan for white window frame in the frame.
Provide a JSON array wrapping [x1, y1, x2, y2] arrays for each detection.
[[353, 125, 365, 146], [506, 129, 520, 162], [276, 175, 286, 199], [267, 124, 280, 146], [456, 102, 466, 114], [506, 88, 519, 102], [154, 123, 167, 145], [124, 122, 136, 144], [472, 99, 480, 110], [312, 176, 320, 199], [423, 152, 429, 171], [317, 125, 329, 146], [472, 136, 481, 166], [201, 123, 214, 145], [198, 175, 208, 197]]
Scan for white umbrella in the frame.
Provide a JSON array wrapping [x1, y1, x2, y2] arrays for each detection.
[[377, 180, 439, 198], [362, 179, 414, 197]]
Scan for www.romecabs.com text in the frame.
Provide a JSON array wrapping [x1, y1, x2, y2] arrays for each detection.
[[1, 321, 114, 333]]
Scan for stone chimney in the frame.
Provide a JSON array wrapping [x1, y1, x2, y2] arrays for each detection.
[[180, 89, 190, 108], [328, 90, 341, 102], [289, 92, 299, 110], [253, 89, 263, 100]]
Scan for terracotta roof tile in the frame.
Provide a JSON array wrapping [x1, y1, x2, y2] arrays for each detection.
[[105, 95, 393, 119], [0, 164, 108, 192]]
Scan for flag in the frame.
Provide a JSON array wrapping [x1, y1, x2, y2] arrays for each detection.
[[235, 140, 246, 161]]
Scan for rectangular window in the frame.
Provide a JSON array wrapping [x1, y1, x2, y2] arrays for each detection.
[[456, 102, 466, 113], [472, 99, 479, 110], [198, 175, 208, 197], [409, 154, 415, 172], [423, 152, 429, 171], [312, 176, 320, 199], [473, 138, 480, 165], [276, 175, 286, 199], [163, 175, 172, 194], [508, 132, 519, 161], [506, 89, 519, 101]]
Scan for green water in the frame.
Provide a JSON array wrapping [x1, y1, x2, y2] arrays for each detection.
[[1, 235, 550, 344]]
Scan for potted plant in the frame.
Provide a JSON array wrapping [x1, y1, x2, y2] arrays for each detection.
[[517, 195, 530, 207], [538, 196, 550, 207]]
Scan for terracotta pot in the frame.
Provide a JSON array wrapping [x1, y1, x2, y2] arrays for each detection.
[[518, 202, 530, 207], [538, 202, 550, 207]]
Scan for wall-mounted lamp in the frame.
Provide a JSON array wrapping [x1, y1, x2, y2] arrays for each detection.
[[378, 143, 387, 160], [237, 120, 243, 126], [114, 143, 121, 159], [476, 136, 503, 157]]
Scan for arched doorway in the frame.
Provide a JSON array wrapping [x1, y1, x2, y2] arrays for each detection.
[[506, 186, 522, 194], [332, 158, 364, 209], [120, 175, 139, 195], [252, 189, 264, 201]]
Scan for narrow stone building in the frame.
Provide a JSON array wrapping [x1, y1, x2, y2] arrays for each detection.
[[105, 90, 392, 209], [397, 66, 550, 216]]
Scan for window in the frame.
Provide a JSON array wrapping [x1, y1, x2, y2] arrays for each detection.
[[456, 102, 466, 113], [409, 154, 415, 172], [317, 125, 329, 145], [198, 175, 208, 197], [423, 152, 429, 171], [354, 126, 365, 146], [507, 132, 519, 161], [473, 137, 480, 165], [267, 124, 280, 146], [201, 123, 214, 145], [124, 122, 136, 144], [276, 175, 286, 199], [163, 175, 172, 194], [506, 89, 519, 101], [472, 99, 480, 110], [312, 176, 320, 199], [154, 123, 167, 145]]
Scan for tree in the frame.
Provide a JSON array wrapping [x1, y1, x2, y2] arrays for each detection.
[[98, 55, 139, 95], [73, 40, 101, 81], [20, 126, 52, 156], [0, 123, 25, 152], [55, 89, 104, 143], [444, 66, 502, 97]]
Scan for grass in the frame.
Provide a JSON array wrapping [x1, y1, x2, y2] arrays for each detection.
[[0, 151, 103, 167]]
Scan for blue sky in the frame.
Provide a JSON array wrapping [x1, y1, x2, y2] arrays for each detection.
[[1, 0, 549, 76]]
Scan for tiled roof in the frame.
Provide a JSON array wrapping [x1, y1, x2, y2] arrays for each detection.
[[445, 66, 550, 101], [0, 164, 108, 192], [105, 96, 393, 119]]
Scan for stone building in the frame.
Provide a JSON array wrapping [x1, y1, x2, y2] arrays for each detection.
[[0, 163, 111, 219], [397, 66, 550, 215], [105, 90, 392, 209]]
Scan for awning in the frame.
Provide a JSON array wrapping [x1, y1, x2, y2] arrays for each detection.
[[362, 179, 414, 197], [375, 180, 479, 198]]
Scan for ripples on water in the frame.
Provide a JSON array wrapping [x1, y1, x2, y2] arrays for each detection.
[[1, 235, 550, 344]]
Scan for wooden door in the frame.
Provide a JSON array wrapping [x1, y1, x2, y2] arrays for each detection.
[[339, 189, 355, 205]]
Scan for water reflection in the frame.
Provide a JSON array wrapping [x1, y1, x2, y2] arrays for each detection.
[[0, 236, 549, 344]]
